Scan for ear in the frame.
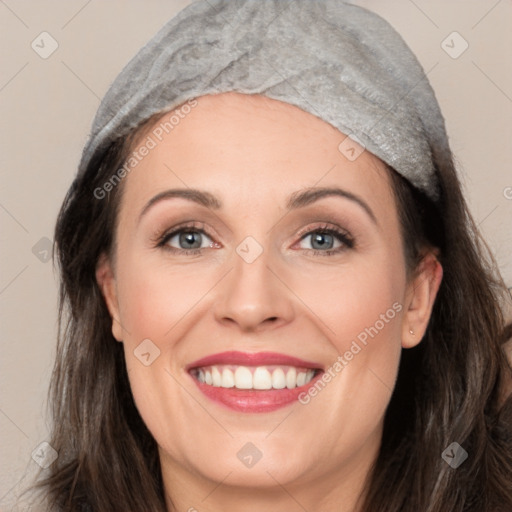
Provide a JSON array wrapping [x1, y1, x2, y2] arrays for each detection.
[[96, 252, 124, 342], [401, 251, 443, 348]]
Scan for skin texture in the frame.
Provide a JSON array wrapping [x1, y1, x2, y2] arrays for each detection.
[[96, 92, 443, 512]]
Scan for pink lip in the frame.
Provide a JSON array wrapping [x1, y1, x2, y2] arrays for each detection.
[[186, 351, 324, 413], [186, 350, 324, 371]]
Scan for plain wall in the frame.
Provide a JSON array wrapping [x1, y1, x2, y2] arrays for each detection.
[[1, 1, 511, 508]]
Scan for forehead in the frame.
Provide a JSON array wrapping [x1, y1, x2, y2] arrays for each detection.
[[120, 92, 394, 217]]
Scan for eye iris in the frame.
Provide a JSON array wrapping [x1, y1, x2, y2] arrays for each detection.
[[311, 232, 333, 250], [180, 231, 201, 249]]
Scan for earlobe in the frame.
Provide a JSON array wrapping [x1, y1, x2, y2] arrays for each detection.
[[95, 253, 124, 342], [402, 252, 443, 349]]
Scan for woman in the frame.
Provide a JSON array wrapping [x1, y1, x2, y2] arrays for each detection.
[[27, 0, 512, 510]]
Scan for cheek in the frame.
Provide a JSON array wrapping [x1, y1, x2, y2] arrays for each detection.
[[286, 249, 406, 426], [288, 246, 406, 355], [112, 254, 221, 423], [114, 254, 210, 342], [113, 255, 208, 457]]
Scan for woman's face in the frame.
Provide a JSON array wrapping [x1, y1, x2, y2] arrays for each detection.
[[97, 92, 439, 504]]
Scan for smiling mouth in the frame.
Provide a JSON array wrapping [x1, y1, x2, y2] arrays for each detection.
[[186, 350, 325, 413], [190, 364, 320, 390]]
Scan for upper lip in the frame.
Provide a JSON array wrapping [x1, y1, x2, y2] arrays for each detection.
[[186, 351, 324, 371]]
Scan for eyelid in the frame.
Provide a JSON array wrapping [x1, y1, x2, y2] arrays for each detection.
[[295, 222, 352, 242], [156, 221, 206, 238]]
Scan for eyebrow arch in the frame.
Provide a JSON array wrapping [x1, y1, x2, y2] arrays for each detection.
[[286, 186, 377, 225], [138, 188, 222, 224], [138, 186, 377, 226]]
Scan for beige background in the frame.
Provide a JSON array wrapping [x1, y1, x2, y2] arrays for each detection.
[[1, 0, 511, 508]]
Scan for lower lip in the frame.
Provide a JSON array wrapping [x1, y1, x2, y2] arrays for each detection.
[[189, 371, 324, 413]]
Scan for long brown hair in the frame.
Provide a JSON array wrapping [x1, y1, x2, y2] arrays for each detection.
[[25, 110, 512, 511]]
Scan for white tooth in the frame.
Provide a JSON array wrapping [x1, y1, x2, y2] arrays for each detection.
[[204, 370, 213, 385], [272, 368, 286, 389], [286, 367, 297, 389], [212, 366, 222, 387], [221, 368, 235, 388], [253, 367, 272, 390], [234, 366, 253, 389], [306, 369, 315, 383], [198, 369, 205, 383], [296, 371, 307, 387]]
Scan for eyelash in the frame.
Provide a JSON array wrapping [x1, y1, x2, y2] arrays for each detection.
[[153, 221, 355, 257]]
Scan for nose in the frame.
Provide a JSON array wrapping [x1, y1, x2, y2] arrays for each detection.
[[213, 246, 295, 333]]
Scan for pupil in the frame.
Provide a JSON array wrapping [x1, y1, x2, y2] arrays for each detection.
[[312, 233, 333, 250], [180, 231, 201, 249]]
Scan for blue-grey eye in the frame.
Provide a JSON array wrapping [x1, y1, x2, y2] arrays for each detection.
[[300, 231, 342, 251], [167, 230, 213, 250]]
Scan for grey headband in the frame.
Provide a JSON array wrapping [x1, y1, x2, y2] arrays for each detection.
[[80, 0, 451, 202]]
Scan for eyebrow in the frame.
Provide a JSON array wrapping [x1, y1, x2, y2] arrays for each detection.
[[138, 186, 377, 225], [286, 187, 377, 224], [139, 189, 221, 221]]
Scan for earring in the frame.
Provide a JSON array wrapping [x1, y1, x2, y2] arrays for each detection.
[[409, 329, 415, 335]]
